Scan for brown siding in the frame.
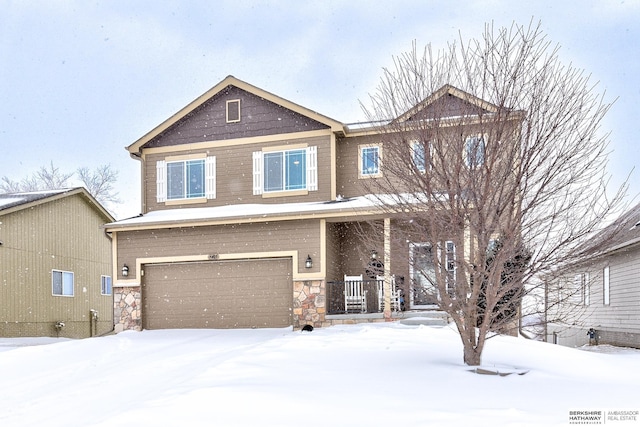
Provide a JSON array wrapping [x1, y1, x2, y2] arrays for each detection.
[[144, 86, 329, 148], [116, 219, 322, 280], [143, 134, 333, 212], [0, 195, 113, 338]]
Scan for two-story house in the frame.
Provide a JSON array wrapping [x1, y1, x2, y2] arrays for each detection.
[[105, 76, 511, 332]]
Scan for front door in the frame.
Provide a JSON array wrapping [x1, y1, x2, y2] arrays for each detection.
[[409, 243, 439, 308]]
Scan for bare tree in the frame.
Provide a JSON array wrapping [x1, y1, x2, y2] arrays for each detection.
[[358, 21, 626, 365], [0, 162, 74, 193], [76, 164, 121, 206], [0, 162, 120, 209]]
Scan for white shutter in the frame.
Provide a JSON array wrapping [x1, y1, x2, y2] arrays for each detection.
[[306, 146, 317, 191], [253, 151, 263, 195], [156, 160, 166, 202], [205, 156, 216, 199]]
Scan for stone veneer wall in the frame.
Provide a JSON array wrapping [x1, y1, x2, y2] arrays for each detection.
[[114, 286, 142, 333], [293, 280, 325, 329]]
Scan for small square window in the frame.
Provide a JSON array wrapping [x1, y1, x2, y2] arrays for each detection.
[[101, 275, 112, 296], [52, 270, 74, 297], [226, 99, 241, 123]]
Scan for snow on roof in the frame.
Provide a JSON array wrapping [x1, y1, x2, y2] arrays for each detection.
[[106, 195, 382, 228], [0, 188, 73, 212]]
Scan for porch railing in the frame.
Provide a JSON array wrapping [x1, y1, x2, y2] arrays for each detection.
[[326, 279, 404, 314]]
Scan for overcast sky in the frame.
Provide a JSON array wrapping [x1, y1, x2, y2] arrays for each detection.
[[1, 1, 638, 219]]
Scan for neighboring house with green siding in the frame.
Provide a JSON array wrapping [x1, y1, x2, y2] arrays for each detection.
[[0, 187, 114, 338]]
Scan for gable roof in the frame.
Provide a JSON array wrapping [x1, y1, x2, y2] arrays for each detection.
[[584, 202, 640, 256], [127, 75, 345, 155], [395, 84, 500, 124], [0, 187, 114, 222]]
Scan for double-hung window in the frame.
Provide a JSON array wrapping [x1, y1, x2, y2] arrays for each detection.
[[359, 144, 381, 177], [253, 146, 317, 195], [101, 275, 112, 296], [410, 140, 429, 172], [465, 135, 486, 168], [156, 155, 216, 203], [52, 270, 74, 297]]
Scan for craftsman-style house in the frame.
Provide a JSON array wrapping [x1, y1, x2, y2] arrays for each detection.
[[106, 75, 513, 332]]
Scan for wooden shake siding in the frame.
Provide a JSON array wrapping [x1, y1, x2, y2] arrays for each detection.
[[143, 86, 329, 148], [116, 219, 322, 279], [0, 196, 113, 338], [143, 134, 333, 212]]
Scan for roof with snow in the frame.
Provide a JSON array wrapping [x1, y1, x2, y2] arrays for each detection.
[[104, 194, 426, 231], [587, 202, 640, 254], [0, 187, 114, 221]]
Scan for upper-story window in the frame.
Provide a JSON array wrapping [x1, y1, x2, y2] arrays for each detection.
[[226, 99, 241, 123], [156, 155, 216, 203], [410, 140, 430, 173], [359, 144, 381, 178], [465, 134, 486, 168], [253, 146, 317, 195]]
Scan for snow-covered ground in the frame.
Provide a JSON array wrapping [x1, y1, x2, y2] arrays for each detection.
[[1, 323, 638, 427]]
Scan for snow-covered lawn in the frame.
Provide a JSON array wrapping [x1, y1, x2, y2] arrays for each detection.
[[1, 323, 639, 427]]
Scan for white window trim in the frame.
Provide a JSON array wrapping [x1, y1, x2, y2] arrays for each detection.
[[156, 155, 216, 203], [101, 275, 112, 296], [359, 144, 382, 178], [226, 99, 241, 123], [252, 146, 317, 196], [52, 269, 74, 297]]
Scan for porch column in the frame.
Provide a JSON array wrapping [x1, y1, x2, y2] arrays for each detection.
[[383, 217, 392, 320]]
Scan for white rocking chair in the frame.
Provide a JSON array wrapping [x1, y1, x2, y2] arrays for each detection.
[[344, 274, 367, 313]]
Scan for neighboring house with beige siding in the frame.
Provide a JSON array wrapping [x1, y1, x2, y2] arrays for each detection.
[[546, 203, 640, 348], [0, 188, 114, 338], [105, 75, 511, 332]]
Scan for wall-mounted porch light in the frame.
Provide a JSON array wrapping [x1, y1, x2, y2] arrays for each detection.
[[371, 250, 378, 260], [122, 264, 129, 277], [305, 255, 313, 269]]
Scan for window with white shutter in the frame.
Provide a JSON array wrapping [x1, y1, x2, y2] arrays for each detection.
[[156, 156, 215, 202], [253, 146, 317, 195]]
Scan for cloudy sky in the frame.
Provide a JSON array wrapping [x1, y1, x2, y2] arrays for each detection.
[[1, 0, 638, 219]]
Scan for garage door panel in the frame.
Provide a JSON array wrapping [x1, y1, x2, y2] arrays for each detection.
[[142, 259, 292, 329]]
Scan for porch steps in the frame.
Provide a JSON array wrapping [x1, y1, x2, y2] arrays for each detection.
[[398, 311, 450, 327]]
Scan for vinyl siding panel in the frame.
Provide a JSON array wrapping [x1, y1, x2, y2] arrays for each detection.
[[0, 194, 113, 338], [143, 134, 333, 212], [116, 219, 322, 280]]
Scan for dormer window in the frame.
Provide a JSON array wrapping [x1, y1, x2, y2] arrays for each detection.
[[226, 99, 241, 123]]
